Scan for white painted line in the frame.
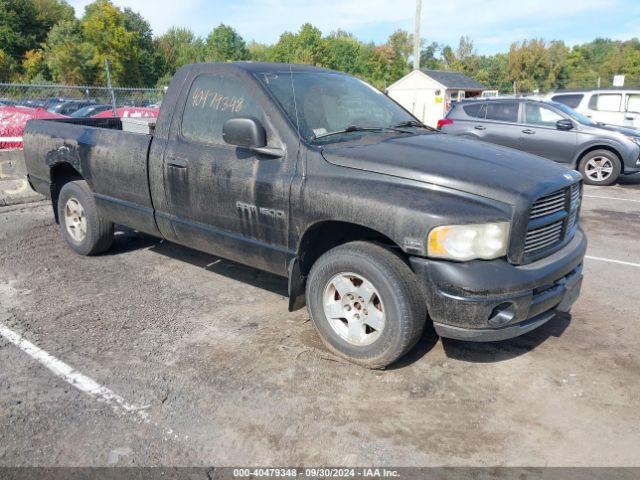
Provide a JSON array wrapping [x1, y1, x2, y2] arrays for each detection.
[[584, 194, 640, 204], [586, 255, 640, 268], [0, 322, 152, 422], [0, 322, 181, 439]]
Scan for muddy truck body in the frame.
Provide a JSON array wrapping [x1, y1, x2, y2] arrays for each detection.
[[24, 62, 586, 368]]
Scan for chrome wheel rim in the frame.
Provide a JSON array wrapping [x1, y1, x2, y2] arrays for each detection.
[[64, 197, 87, 242], [585, 157, 614, 182], [322, 272, 385, 346]]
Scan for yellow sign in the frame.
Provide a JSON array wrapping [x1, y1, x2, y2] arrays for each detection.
[[435, 97, 443, 103]]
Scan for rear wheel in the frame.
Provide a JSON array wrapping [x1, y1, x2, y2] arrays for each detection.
[[306, 241, 426, 369], [57, 180, 114, 255], [578, 150, 621, 186]]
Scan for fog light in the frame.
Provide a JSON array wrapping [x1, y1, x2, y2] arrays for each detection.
[[488, 302, 517, 327]]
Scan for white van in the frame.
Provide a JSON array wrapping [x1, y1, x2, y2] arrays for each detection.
[[547, 89, 640, 129]]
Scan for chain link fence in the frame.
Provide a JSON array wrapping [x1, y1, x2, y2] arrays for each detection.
[[0, 83, 165, 149], [0, 83, 165, 114]]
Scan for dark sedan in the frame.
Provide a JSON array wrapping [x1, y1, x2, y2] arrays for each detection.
[[439, 98, 640, 185]]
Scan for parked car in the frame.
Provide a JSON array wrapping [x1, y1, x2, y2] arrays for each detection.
[[0, 99, 20, 107], [546, 89, 640, 130], [20, 98, 49, 109], [48, 100, 99, 116], [71, 104, 113, 118], [439, 98, 640, 185], [24, 63, 586, 368]]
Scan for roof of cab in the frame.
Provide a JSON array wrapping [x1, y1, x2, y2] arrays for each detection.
[[189, 61, 340, 75]]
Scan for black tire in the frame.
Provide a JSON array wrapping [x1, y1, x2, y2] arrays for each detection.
[[57, 180, 114, 256], [306, 241, 427, 369], [578, 149, 621, 186]]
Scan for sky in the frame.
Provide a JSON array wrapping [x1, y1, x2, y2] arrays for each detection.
[[67, 0, 640, 55]]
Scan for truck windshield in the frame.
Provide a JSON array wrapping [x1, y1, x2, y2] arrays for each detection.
[[257, 72, 417, 143]]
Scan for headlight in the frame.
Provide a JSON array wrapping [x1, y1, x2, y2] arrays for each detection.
[[428, 222, 510, 261]]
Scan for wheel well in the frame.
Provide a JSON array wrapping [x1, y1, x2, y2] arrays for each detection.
[[297, 221, 402, 276], [50, 163, 83, 223], [577, 146, 624, 172]]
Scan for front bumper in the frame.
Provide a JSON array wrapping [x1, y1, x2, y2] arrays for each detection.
[[410, 228, 587, 342]]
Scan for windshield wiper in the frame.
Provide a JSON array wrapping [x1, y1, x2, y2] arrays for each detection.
[[390, 120, 436, 131], [313, 125, 384, 140]]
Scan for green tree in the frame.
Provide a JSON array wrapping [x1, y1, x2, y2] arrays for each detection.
[[206, 23, 249, 62], [155, 27, 206, 85], [270, 23, 329, 66], [44, 19, 98, 84], [247, 41, 273, 62], [0, 0, 41, 58], [122, 7, 160, 86], [33, 0, 74, 31], [0, 49, 18, 82], [21, 48, 48, 81], [325, 30, 365, 75], [420, 42, 442, 70], [81, 0, 142, 85], [387, 29, 413, 63], [0, 0, 73, 59]]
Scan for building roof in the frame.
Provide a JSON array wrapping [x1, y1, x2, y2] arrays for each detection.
[[421, 69, 484, 90]]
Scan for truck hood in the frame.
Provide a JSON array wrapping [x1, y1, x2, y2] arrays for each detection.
[[321, 133, 579, 205]]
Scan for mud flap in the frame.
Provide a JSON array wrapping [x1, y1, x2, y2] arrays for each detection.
[[288, 257, 306, 311]]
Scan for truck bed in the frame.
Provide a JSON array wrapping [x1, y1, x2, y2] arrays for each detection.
[[23, 117, 159, 235]]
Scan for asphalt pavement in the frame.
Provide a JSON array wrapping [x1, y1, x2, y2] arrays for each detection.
[[1, 177, 639, 467]]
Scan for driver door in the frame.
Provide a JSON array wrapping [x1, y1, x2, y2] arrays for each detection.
[[161, 73, 295, 275]]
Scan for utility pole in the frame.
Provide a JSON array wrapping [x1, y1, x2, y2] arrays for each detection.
[[413, 0, 422, 70]]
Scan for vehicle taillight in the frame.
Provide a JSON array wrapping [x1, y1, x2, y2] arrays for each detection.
[[437, 118, 453, 130]]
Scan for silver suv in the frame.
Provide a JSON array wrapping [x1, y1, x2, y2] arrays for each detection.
[[439, 98, 640, 185]]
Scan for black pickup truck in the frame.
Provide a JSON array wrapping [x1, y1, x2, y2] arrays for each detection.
[[24, 62, 586, 368]]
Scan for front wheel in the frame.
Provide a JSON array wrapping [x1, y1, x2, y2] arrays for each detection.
[[57, 180, 114, 256], [578, 150, 621, 186], [306, 241, 426, 369]]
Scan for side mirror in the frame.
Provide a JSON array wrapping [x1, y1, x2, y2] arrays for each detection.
[[222, 117, 284, 157], [223, 117, 266, 148], [556, 119, 574, 131]]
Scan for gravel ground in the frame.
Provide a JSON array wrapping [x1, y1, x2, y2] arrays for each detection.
[[0, 177, 639, 467]]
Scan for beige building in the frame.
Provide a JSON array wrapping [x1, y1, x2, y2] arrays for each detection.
[[387, 69, 485, 127]]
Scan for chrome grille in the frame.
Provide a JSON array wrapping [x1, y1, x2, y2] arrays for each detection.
[[524, 181, 582, 258]]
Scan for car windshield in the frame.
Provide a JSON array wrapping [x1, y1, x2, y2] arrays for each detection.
[[256, 71, 418, 143], [551, 101, 596, 126]]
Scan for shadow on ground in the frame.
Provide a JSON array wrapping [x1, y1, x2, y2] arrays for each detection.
[[107, 226, 572, 367], [109, 226, 288, 296], [616, 172, 640, 187]]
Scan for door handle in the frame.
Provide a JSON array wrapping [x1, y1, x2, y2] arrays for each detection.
[[168, 157, 188, 168], [474, 125, 486, 130], [522, 129, 536, 134], [625, 115, 636, 120]]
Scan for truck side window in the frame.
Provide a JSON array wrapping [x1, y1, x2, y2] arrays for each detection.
[[181, 75, 263, 145]]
